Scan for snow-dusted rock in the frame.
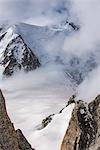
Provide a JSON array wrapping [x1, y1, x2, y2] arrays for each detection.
[[31, 103, 75, 150], [0, 27, 40, 76]]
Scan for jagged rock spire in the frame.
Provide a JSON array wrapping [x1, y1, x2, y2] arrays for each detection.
[[0, 89, 20, 150], [16, 129, 35, 150], [61, 96, 100, 150], [0, 89, 34, 150]]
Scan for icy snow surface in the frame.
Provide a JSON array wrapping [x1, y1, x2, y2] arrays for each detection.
[[31, 103, 75, 150]]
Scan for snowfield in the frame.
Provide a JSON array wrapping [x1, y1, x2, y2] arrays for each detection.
[[31, 103, 75, 150]]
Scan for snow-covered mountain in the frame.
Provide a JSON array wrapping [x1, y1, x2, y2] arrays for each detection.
[[0, 22, 100, 84], [0, 22, 68, 77], [0, 25, 40, 76], [0, 22, 100, 150]]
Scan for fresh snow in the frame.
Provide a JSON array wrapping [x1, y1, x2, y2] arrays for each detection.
[[0, 27, 18, 57], [31, 103, 75, 150], [15, 23, 72, 64]]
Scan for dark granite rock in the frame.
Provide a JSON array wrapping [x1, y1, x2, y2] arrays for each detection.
[[61, 96, 100, 150], [0, 35, 40, 77], [0, 90, 35, 150], [41, 114, 54, 128], [16, 129, 34, 150]]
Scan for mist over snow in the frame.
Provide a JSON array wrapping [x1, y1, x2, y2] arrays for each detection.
[[62, 0, 100, 101], [0, 0, 100, 149], [64, 0, 100, 54], [0, 0, 72, 25], [0, 64, 75, 149]]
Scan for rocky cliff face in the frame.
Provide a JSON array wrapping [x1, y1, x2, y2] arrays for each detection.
[[0, 89, 34, 150], [0, 90, 19, 150], [61, 96, 100, 150], [16, 129, 34, 150]]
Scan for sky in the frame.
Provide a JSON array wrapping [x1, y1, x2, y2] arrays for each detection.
[[0, 0, 72, 25]]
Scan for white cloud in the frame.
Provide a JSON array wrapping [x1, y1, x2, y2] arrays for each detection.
[[62, 0, 100, 101], [77, 66, 100, 102], [63, 0, 100, 54], [0, 0, 71, 25]]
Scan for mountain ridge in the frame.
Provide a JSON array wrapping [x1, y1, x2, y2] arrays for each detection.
[[0, 22, 100, 84], [61, 95, 100, 150], [0, 89, 34, 150], [0, 25, 41, 76]]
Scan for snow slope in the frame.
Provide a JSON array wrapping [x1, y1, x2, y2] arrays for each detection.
[[0, 22, 100, 83], [14, 23, 73, 64], [1, 76, 75, 150], [0, 25, 40, 76], [31, 103, 75, 150]]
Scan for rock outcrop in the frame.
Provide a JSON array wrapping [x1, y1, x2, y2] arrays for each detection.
[[0, 33, 40, 76], [0, 90, 34, 150], [61, 96, 100, 150], [0, 90, 19, 150], [16, 129, 34, 150]]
